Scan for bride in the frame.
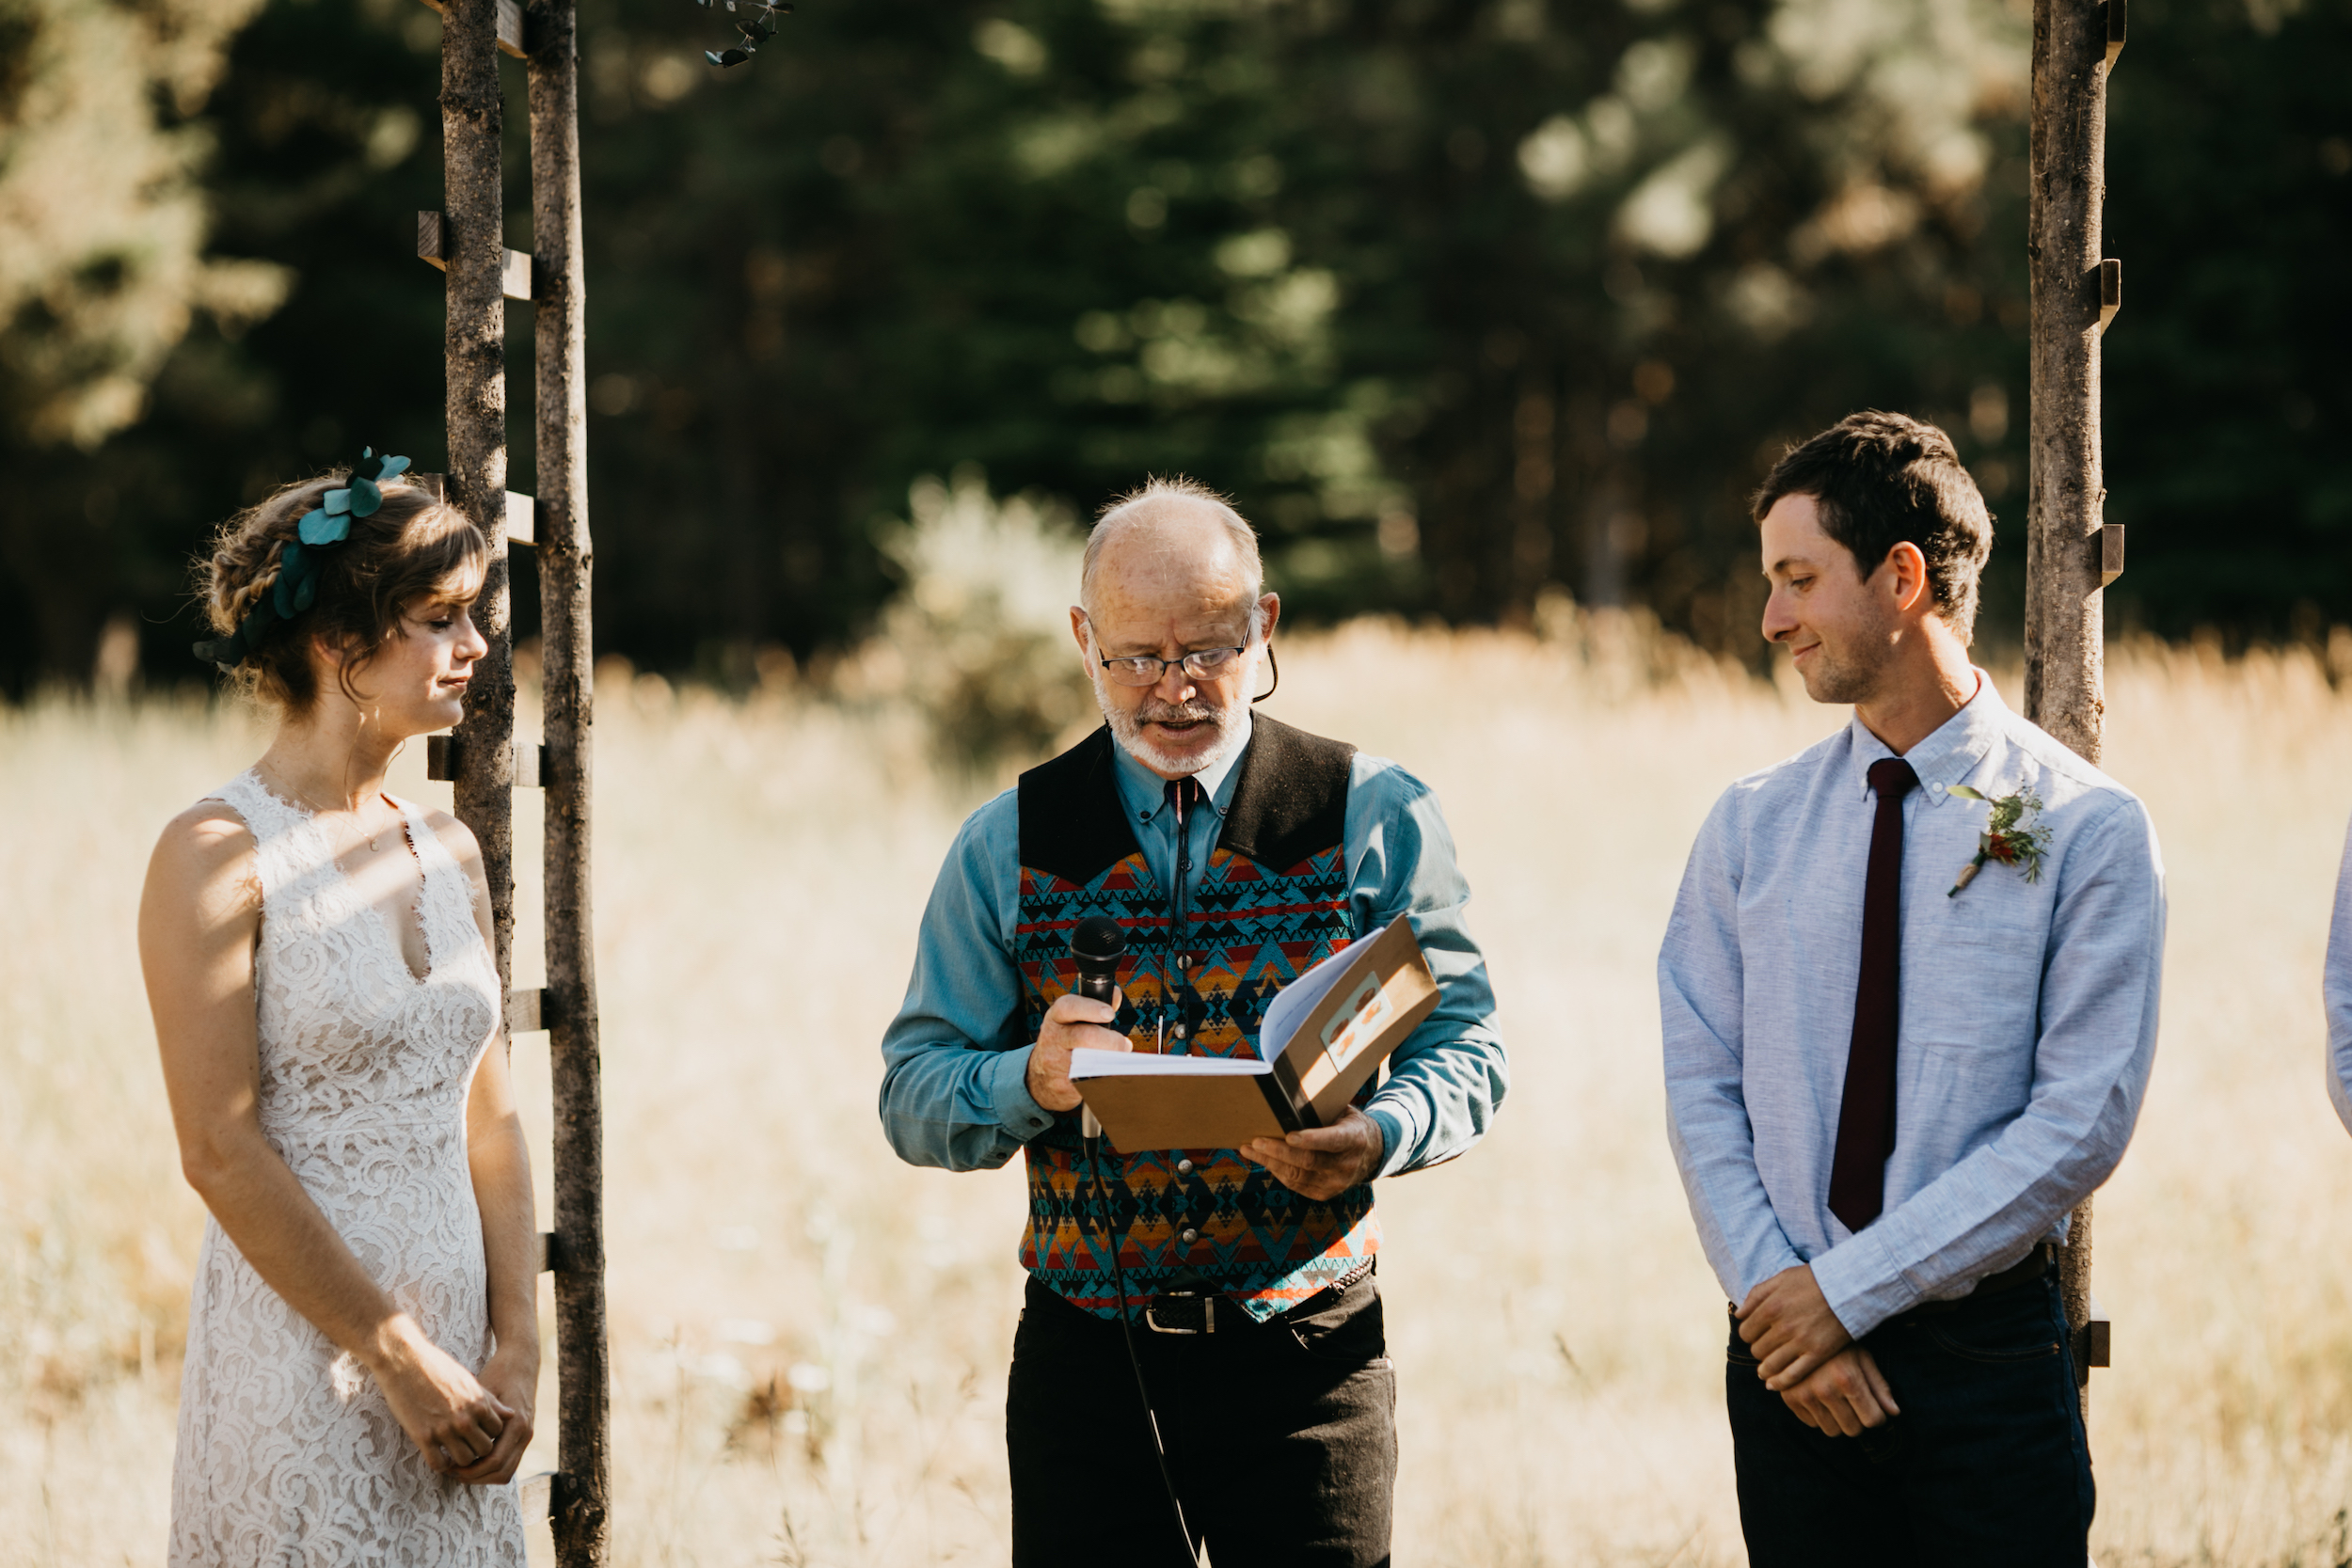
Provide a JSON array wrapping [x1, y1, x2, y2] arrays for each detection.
[[139, 451, 534, 1565]]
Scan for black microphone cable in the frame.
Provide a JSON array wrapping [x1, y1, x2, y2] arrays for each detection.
[[1070, 916, 1200, 1566]]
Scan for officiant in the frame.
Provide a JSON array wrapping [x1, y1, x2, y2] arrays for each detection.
[[878, 476, 1507, 1568]]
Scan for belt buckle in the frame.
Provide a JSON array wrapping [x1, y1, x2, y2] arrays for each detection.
[[1143, 1292, 1215, 1335]]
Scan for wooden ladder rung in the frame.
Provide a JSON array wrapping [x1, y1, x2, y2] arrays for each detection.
[[534, 1231, 564, 1275], [503, 491, 535, 545], [417, 211, 534, 302], [519, 1470, 556, 1566], [426, 735, 548, 788], [509, 987, 546, 1033], [404, 474, 536, 546], [411, 0, 530, 59]]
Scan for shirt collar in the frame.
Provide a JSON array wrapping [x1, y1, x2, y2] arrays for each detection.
[[1114, 712, 1253, 825], [1844, 667, 2008, 807]]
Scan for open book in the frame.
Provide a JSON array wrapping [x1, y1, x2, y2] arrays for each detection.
[[1070, 912, 1438, 1153]]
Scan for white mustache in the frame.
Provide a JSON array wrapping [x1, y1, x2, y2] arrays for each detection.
[[1136, 701, 1219, 725]]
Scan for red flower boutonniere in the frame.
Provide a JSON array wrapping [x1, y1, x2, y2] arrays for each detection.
[[1947, 785, 2051, 896]]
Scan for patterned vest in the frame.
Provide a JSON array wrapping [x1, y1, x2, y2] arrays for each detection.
[[1012, 717, 1375, 1323]]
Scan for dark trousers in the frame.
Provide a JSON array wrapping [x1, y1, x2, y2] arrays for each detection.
[[1006, 1272, 1397, 1568], [1727, 1274, 2094, 1567]]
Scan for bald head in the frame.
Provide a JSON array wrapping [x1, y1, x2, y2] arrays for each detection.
[[1081, 476, 1264, 636], [1070, 476, 1280, 779]]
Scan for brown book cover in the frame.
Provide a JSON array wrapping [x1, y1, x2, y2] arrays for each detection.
[[1071, 913, 1439, 1154]]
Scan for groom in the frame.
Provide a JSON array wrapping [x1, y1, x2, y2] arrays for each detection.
[[1660, 412, 2166, 1563], [878, 476, 1505, 1566]]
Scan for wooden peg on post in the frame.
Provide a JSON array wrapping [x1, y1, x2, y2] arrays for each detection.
[[2027, 0, 2117, 1413], [413, 0, 529, 58], [504, 490, 536, 546], [424, 735, 545, 787], [411, 476, 536, 545], [418, 213, 536, 303]]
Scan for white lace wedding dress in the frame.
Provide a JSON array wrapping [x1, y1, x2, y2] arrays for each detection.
[[168, 769, 526, 1566]]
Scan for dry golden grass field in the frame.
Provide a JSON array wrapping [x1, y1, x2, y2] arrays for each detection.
[[9, 617, 2352, 1566]]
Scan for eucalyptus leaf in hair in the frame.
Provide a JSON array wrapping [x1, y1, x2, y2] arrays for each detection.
[[194, 445, 411, 672], [298, 507, 348, 546]]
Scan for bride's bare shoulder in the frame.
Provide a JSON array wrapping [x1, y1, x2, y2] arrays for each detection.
[[147, 798, 260, 895], [158, 797, 256, 851]]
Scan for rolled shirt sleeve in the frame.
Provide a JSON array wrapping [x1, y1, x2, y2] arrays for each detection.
[[1346, 754, 1509, 1178], [877, 793, 1056, 1170]]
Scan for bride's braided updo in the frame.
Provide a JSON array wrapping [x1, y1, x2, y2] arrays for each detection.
[[200, 468, 487, 711]]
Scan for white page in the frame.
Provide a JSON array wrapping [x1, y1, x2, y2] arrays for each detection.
[[1070, 1048, 1271, 1079], [1254, 927, 1384, 1063]]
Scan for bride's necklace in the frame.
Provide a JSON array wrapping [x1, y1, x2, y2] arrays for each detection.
[[260, 764, 392, 854]]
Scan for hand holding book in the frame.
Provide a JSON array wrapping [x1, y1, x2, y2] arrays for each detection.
[[1070, 913, 1438, 1154], [1242, 1109, 1386, 1200]]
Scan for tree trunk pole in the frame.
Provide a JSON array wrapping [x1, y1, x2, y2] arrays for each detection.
[[2024, 0, 2114, 1408], [442, 0, 516, 1019], [528, 3, 611, 1561]]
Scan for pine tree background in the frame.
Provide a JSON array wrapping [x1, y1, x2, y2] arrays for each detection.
[[0, 0, 2344, 691]]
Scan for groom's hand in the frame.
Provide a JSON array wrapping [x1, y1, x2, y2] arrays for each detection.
[[1779, 1345, 1900, 1435], [1736, 1263, 1852, 1389], [1026, 988, 1128, 1113]]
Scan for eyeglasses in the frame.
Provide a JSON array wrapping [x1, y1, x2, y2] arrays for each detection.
[[1093, 642, 1250, 688]]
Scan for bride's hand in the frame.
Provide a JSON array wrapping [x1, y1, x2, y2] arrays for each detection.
[[448, 1340, 538, 1487], [370, 1317, 516, 1476]]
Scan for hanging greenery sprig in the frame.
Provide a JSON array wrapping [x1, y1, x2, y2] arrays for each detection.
[[697, 0, 793, 68]]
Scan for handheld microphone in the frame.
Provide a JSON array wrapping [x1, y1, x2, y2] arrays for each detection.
[[1068, 912, 1200, 1560], [1069, 917, 1125, 1139]]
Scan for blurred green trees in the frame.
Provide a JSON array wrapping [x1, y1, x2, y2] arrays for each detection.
[[0, 0, 2343, 691]]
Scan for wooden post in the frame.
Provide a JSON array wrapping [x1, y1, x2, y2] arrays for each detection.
[[422, 0, 608, 1551], [440, 0, 516, 1008], [2024, 0, 2123, 1402], [528, 1, 612, 1561]]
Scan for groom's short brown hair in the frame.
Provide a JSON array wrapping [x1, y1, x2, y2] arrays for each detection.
[[1754, 411, 1994, 644]]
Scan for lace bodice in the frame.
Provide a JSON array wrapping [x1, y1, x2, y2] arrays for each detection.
[[168, 769, 522, 1566], [230, 769, 501, 1136]]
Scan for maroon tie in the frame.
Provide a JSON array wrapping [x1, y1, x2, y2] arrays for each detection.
[[1828, 756, 1918, 1232]]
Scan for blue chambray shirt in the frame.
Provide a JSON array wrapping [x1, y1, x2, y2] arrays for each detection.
[[880, 714, 1508, 1177], [1660, 673, 2167, 1339], [2320, 813, 2352, 1134]]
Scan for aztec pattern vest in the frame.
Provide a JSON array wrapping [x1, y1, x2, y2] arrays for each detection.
[[1013, 716, 1376, 1323]]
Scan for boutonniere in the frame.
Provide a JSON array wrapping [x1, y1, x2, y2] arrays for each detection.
[[1946, 785, 2051, 896]]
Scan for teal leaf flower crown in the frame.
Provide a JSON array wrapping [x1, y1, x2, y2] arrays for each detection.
[[193, 449, 413, 672]]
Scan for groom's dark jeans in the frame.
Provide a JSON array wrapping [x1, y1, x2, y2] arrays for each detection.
[[1727, 1269, 2093, 1567], [1005, 1270, 1396, 1568]]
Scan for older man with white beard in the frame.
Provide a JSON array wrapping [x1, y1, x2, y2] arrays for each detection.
[[879, 477, 1507, 1568]]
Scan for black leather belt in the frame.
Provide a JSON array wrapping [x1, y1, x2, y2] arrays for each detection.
[[1142, 1258, 1376, 1335], [1895, 1242, 2058, 1321]]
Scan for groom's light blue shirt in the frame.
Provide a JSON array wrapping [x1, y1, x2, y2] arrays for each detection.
[[1660, 673, 2166, 1339], [880, 715, 1508, 1178]]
